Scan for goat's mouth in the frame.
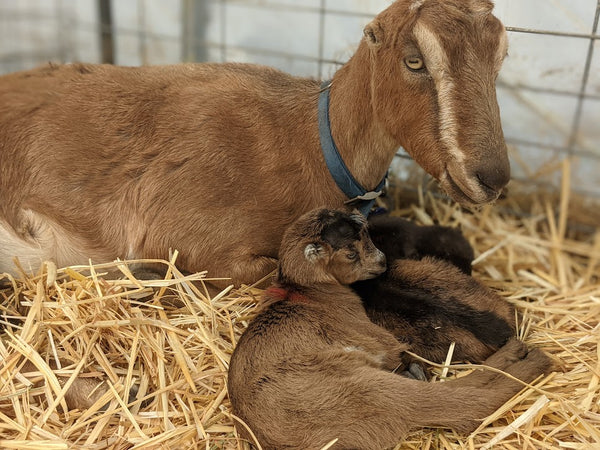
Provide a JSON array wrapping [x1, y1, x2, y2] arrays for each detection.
[[362, 267, 387, 280], [440, 170, 501, 206]]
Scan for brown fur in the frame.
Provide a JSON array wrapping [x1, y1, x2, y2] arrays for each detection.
[[227, 208, 553, 449], [0, 1, 509, 285]]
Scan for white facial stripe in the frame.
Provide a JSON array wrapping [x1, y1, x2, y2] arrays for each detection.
[[409, 0, 426, 12], [412, 21, 446, 79], [412, 22, 465, 165]]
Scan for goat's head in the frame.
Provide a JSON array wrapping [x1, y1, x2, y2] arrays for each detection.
[[278, 209, 386, 286], [362, 0, 509, 205]]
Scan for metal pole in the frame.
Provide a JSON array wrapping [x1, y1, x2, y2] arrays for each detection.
[[182, 0, 210, 62], [98, 0, 114, 64]]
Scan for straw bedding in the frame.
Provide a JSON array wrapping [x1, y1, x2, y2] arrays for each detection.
[[1, 167, 599, 449]]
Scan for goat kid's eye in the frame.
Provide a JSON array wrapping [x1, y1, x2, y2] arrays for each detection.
[[404, 56, 425, 72], [347, 252, 359, 261]]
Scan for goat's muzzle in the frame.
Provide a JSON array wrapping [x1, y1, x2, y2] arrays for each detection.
[[442, 154, 510, 206], [366, 249, 387, 278]]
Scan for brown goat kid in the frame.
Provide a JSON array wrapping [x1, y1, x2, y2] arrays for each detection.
[[0, 0, 509, 285], [227, 209, 552, 450]]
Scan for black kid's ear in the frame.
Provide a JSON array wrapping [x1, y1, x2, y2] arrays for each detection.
[[349, 210, 366, 227], [363, 20, 383, 47], [304, 243, 326, 262]]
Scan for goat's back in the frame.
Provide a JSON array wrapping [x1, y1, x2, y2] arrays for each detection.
[[0, 63, 339, 279]]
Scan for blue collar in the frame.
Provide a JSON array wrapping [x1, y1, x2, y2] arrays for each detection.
[[318, 81, 387, 217]]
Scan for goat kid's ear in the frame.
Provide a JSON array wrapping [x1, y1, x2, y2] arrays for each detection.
[[363, 20, 383, 47], [304, 243, 327, 262], [349, 209, 367, 227]]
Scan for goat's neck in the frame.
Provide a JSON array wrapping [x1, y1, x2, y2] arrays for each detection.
[[328, 48, 399, 190], [280, 279, 364, 311]]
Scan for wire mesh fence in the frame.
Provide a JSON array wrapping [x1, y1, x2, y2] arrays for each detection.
[[1, 0, 599, 199]]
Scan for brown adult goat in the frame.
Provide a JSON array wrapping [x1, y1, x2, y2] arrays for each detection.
[[227, 208, 552, 450], [0, 0, 510, 285]]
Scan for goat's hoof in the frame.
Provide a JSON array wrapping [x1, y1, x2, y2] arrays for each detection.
[[504, 347, 554, 383], [483, 338, 529, 370], [127, 384, 140, 404], [401, 362, 428, 381]]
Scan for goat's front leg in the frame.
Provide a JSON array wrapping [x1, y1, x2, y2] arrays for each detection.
[[300, 339, 553, 450], [343, 319, 412, 373], [195, 253, 277, 294], [411, 338, 553, 433]]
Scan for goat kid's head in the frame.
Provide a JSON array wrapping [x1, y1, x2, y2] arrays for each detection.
[[278, 209, 386, 286], [362, 0, 510, 206]]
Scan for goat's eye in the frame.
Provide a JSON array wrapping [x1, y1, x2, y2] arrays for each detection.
[[405, 56, 425, 71], [347, 252, 359, 261]]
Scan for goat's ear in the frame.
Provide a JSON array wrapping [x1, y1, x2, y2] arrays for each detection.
[[470, 0, 494, 14], [349, 210, 366, 227], [304, 243, 326, 262], [363, 20, 383, 47]]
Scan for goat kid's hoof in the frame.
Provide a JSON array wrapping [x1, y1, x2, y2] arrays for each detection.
[[526, 348, 555, 374], [401, 362, 428, 381], [502, 347, 555, 383], [483, 338, 529, 370]]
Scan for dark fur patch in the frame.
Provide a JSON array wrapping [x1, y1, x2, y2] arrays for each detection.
[[319, 211, 363, 250], [367, 215, 474, 274], [353, 275, 512, 349], [247, 301, 306, 337]]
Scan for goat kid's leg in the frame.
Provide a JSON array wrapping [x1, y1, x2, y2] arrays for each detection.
[[428, 341, 553, 433], [454, 338, 533, 388], [376, 347, 550, 440], [279, 340, 552, 450], [353, 344, 549, 448]]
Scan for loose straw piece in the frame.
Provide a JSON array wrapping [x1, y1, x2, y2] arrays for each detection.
[[440, 342, 456, 381], [481, 395, 550, 449]]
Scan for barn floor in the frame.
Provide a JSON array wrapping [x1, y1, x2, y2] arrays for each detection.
[[0, 171, 599, 449]]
